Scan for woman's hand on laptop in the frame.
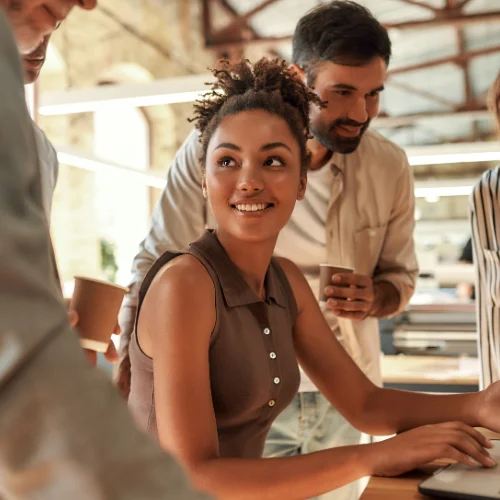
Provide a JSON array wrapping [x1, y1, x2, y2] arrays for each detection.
[[366, 421, 496, 477]]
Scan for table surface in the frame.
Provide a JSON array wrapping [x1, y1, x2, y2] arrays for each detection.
[[381, 355, 479, 386], [360, 430, 500, 500]]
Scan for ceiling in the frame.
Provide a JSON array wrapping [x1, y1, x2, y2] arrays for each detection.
[[201, 0, 500, 147]]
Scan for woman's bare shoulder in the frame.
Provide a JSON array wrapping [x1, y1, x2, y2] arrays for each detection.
[[151, 254, 214, 297], [142, 254, 216, 326], [140, 254, 216, 347]]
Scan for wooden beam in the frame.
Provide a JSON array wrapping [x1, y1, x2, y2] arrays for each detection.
[[207, 0, 280, 44], [385, 10, 500, 30], [456, 27, 475, 107], [223, 0, 280, 29], [396, 0, 440, 13], [203, 0, 256, 59], [373, 108, 489, 128], [386, 78, 458, 109], [205, 9, 500, 51], [201, 0, 211, 42], [388, 44, 500, 75], [206, 34, 292, 51]]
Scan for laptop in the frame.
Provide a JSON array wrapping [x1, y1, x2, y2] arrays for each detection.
[[419, 440, 500, 499]]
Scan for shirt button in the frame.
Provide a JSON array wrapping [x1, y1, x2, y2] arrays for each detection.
[[270, 352, 277, 359], [268, 400, 276, 407], [263, 328, 271, 335], [274, 377, 280, 384]]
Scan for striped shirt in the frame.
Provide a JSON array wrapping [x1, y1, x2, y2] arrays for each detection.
[[470, 166, 500, 388]]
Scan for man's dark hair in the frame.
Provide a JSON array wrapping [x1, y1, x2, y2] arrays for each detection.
[[292, 1, 391, 84]]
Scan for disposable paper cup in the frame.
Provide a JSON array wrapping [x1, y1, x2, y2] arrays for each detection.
[[319, 264, 354, 308], [70, 276, 128, 353]]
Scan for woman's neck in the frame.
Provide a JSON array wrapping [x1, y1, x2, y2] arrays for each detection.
[[215, 228, 276, 300]]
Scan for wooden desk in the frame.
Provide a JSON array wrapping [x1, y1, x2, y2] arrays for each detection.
[[360, 430, 500, 500], [360, 463, 446, 500], [381, 355, 479, 387]]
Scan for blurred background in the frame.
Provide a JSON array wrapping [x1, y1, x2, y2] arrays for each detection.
[[31, 0, 500, 386]]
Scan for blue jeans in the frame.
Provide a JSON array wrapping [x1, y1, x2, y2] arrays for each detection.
[[264, 392, 365, 500]]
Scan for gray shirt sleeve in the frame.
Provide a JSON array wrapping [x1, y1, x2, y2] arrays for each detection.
[[131, 128, 206, 287], [0, 13, 210, 500], [32, 121, 59, 220]]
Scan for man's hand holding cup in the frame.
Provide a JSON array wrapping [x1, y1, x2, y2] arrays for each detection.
[[67, 277, 128, 366], [319, 264, 375, 321]]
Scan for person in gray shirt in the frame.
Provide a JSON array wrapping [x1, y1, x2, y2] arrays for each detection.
[[0, 2, 210, 499], [20, 19, 119, 365], [22, 33, 59, 219]]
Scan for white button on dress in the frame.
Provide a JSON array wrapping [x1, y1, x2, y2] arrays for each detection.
[[269, 352, 276, 359], [274, 377, 280, 384], [263, 328, 271, 335], [268, 400, 276, 407]]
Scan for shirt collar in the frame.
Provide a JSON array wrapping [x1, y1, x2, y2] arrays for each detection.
[[330, 152, 344, 174], [190, 230, 287, 309]]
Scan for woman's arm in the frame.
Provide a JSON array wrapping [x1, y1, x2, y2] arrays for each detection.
[[138, 256, 495, 500], [277, 257, 496, 436], [138, 256, 374, 499]]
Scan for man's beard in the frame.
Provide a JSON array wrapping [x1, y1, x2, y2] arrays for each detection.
[[311, 118, 370, 154]]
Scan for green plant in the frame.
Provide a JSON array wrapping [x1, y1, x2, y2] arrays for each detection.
[[100, 239, 118, 283]]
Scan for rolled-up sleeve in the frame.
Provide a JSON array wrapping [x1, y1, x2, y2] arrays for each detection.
[[130, 129, 206, 287], [120, 130, 207, 348], [372, 155, 418, 314], [470, 166, 500, 388]]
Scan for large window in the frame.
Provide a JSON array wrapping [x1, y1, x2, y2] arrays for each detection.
[[93, 106, 150, 285]]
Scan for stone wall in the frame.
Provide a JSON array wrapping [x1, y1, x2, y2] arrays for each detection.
[[38, 0, 216, 288]]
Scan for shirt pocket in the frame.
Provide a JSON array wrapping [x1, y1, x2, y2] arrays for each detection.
[[482, 249, 500, 307], [354, 224, 388, 277]]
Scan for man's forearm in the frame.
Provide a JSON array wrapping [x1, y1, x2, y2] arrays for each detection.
[[116, 284, 140, 397], [369, 281, 401, 318]]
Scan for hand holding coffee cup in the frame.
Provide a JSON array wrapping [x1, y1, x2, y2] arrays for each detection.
[[70, 277, 128, 365], [320, 264, 375, 321]]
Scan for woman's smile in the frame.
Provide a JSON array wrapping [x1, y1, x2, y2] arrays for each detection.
[[231, 200, 275, 217]]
